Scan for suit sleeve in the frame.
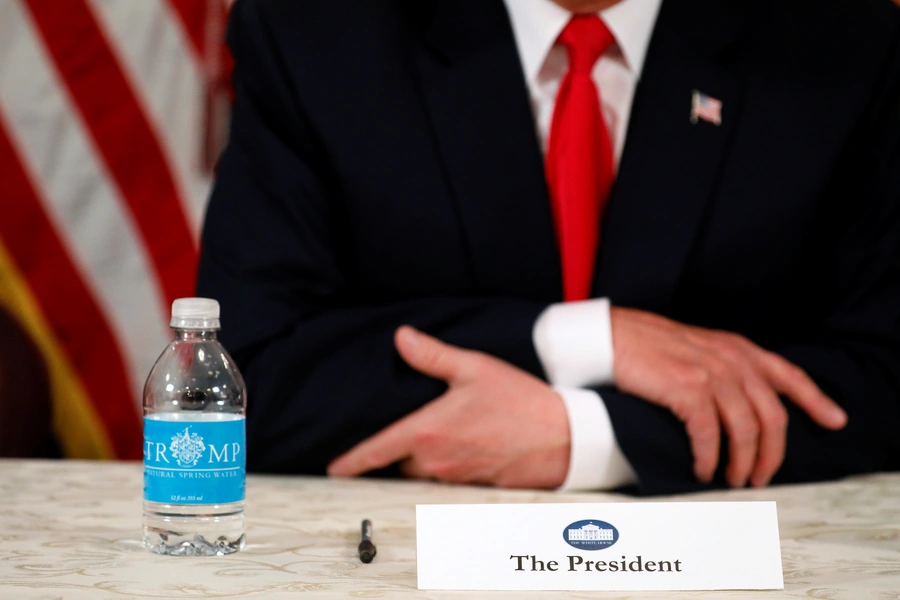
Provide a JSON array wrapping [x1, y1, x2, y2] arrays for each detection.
[[602, 35, 900, 496], [197, 0, 548, 474]]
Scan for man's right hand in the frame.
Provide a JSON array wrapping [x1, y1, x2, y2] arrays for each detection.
[[610, 307, 848, 488]]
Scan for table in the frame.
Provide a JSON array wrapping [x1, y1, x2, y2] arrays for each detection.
[[0, 460, 898, 599]]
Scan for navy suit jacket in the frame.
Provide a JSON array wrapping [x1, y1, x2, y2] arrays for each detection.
[[198, 0, 900, 494]]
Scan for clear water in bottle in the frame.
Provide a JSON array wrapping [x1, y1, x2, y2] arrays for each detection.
[[142, 298, 247, 556]]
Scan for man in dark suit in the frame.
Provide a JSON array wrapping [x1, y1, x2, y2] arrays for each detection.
[[198, 0, 900, 494]]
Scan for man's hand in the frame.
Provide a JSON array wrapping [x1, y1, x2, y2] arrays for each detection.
[[327, 326, 570, 488], [611, 307, 848, 488]]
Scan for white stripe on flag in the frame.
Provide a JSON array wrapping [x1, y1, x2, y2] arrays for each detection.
[[86, 0, 212, 239], [0, 0, 171, 411]]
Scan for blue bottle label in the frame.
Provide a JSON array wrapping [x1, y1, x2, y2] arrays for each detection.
[[143, 416, 246, 505]]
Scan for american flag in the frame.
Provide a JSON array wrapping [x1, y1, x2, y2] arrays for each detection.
[[0, 0, 232, 459], [691, 90, 722, 126]]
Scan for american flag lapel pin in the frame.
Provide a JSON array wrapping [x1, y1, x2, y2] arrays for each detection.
[[691, 90, 722, 126]]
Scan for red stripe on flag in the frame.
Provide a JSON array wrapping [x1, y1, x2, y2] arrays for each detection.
[[22, 0, 198, 306], [164, 0, 208, 64], [0, 113, 142, 459]]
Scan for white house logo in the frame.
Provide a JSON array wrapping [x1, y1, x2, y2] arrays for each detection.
[[169, 427, 206, 468], [563, 520, 619, 551]]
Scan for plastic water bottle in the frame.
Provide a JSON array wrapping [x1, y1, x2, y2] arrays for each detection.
[[142, 298, 247, 556]]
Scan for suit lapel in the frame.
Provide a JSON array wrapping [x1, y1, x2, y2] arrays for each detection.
[[409, 0, 755, 307], [595, 0, 754, 311], [410, 0, 562, 301]]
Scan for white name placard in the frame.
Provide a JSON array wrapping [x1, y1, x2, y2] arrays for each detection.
[[416, 502, 783, 591]]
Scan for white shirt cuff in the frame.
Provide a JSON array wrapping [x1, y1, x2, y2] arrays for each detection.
[[557, 387, 638, 491], [533, 298, 615, 388]]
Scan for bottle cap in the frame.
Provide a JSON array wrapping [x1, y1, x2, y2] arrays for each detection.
[[171, 298, 221, 330]]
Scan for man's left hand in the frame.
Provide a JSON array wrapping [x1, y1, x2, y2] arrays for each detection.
[[327, 326, 570, 488]]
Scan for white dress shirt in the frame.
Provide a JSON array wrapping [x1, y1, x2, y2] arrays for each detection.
[[505, 0, 663, 490]]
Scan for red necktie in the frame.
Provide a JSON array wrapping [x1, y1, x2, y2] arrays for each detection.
[[545, 16, 616, 302]]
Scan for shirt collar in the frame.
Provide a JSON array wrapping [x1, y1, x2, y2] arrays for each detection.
[[503, 0, 664, 87]]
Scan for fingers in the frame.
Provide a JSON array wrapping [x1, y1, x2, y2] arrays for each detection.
[[327, 414, 419, 477], [670, 368, 721, 483], [394, 326, 474, 383], [692, 334, 842, 487], [759, 351, 847, 430], [332, 326, 481, 479], [682, 364, 785, 488], [399, 457, 432, 480], [616, 310, 845, 489], [683, 404, 720, 484], [743, 375, 788, 488], [709, 369, 759, 488]]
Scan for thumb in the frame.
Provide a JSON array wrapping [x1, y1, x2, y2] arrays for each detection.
[[394, 326, 468, 383]]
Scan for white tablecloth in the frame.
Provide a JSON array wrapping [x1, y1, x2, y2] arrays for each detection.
[[1, 460, 898, 599]]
